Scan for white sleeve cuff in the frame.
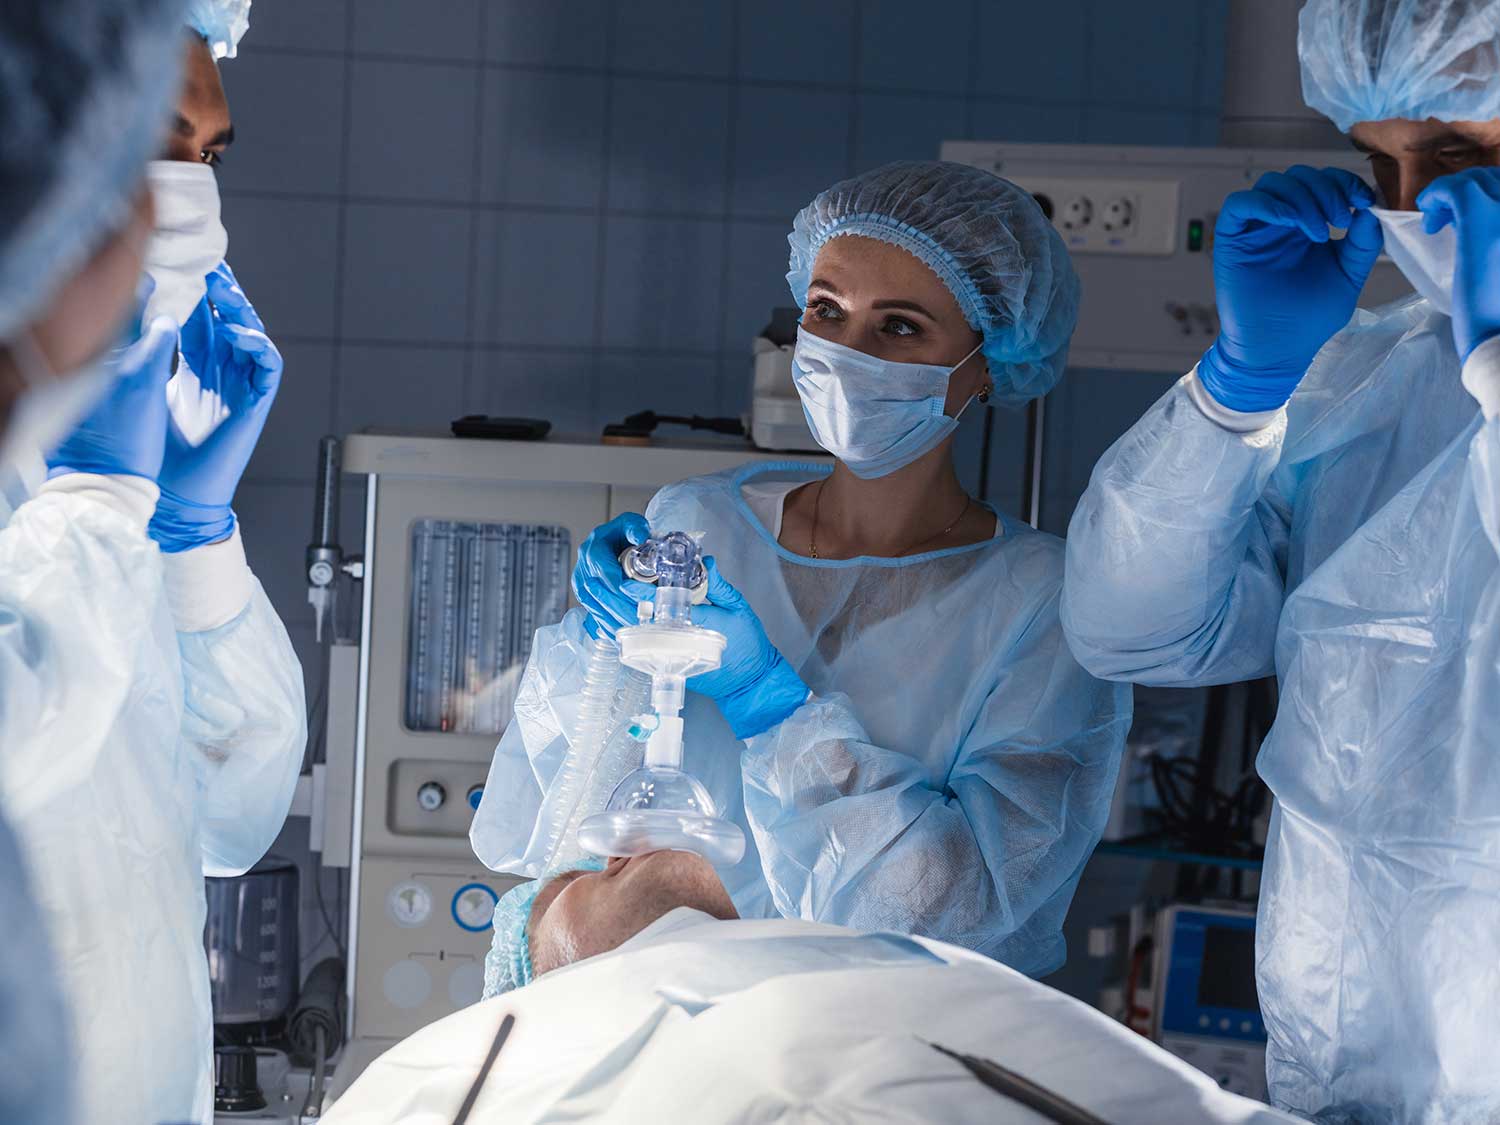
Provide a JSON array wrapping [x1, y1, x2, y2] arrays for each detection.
[[36, 473, 159, 529], [1184, 367, 1286, 434], [162, 523, 255, 632], [1462, 335, 1500, 419]]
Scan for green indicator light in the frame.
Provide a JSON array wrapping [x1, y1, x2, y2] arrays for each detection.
[[1187, 219, 1204, 252]]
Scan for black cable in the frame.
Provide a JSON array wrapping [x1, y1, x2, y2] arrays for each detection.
[[925, 1041, 1112, 1125], [451, 1013, 515, 1125], [312, 861, 346, 964]]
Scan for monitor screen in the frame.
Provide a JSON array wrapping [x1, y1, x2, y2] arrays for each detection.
[[1197, 925, 1258, 1011]]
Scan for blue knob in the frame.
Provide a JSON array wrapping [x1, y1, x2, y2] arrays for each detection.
[[467, 785, 484, 810]]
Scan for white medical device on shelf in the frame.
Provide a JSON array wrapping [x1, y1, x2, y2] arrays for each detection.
[[940, 141, 1410, 374], [313, 433, 818, 1082]]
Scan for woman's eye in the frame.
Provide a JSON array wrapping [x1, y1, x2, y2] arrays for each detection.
[[882, 317, 918, 337], [810, 299, 841, 320], [1439, 148, 1483, 165], [201, 150, 222, 167]]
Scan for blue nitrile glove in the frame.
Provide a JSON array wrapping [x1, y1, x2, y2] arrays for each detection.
[[1198, 165, 1382, 412], [626, 556, 808, 740], [150, 263, 282, 552], [1418, 167, 1500, 360], [573, 512, 651, 640], [45, 316, 177, 482]]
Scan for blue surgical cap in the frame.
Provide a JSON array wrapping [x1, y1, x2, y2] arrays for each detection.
[[186, 0, 251, 60], [0, 0, 186, 343], [1299, 0, 1500, 131], [482, 858, 607, 999], [786, 160, 1080, 408]]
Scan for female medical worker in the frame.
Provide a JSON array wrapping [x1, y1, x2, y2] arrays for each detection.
[[1063, 1, 1500, 1119], [0, 2, 307, 1122], [473, 161, 1131, 975]]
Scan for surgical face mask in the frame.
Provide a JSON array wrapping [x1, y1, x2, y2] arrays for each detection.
[[143, 160, 227, 327], [1371, 206, 1455, 315], [0, 332, 112, 476], [791, 326, 985, 480]]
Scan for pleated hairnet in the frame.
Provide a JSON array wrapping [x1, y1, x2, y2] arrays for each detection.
[[186, 0, 250, 60], [1300, 0, 1500, 130], [482, 858, 606, 998], [0, 0, 186, 343], [786, 160, 1080, 408]]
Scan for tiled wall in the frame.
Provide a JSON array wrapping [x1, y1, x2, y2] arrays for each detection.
[[225, 0, 1227, 708]]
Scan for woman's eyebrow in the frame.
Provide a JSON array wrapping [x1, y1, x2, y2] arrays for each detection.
[[807, 277, 843, 295], [871, 298, 937, 319]]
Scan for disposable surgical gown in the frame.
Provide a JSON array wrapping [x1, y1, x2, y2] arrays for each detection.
[[1062, 294, 1500, 1122], [0, 474, 306, 1125], [473, 462, 1129, 975]]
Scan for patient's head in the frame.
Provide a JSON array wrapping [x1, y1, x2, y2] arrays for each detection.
[[486, 850, 740, 996], [529, 851, 738, 977]]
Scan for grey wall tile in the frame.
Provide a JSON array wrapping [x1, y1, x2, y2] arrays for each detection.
[[479, 350, 599, 438], [477, 210, 601, 347], [858, 0, 976, 94], [237, 481, 319, 615], [974, 0, 1087, 100], [731, 86, 851, 219], [222, 195, 341, 337], [612, 1, 732, 79], [597, 351, 721, 423], [334, 344, 468, 434], [222, 52, 348, 196], [486, 0, 609, 67], [737, 0, 855, 85], [969, 100, 1083, 144], [339, 203, 473, 342], [481, 70, 607, 208], [600, 216, 723, 351], [245, 341, 336, 484], [1086, 0, 1201, 109], [1083, 106, 1196, 146], [722, 220, 797, 356], [243, 0, 348, 52], [853, 92, 967, 173], [350, 0, 482, 61], [346, 59, 480, 202], [607, 77, 731, 215]]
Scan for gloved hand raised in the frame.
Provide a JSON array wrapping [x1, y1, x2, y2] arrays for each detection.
[[45, 316, 177, 482], [625, 557, 808, 739], [150, 263, 282, 552], [1199, 165, 1382, 413], [573, 511, 650, 640], [1418, 167, 1500, 361]]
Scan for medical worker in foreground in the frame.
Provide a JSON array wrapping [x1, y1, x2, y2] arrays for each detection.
[[0, 4, 184, 1124], [0, 2, 307, 1122], [475, 161, 1130, 977], [1062, 1, 1500, 1119]]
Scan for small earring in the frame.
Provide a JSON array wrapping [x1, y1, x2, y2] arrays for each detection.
[[977, 384, 993, 404]]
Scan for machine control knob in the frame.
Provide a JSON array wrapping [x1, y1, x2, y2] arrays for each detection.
[[417, 781, 446, 811], [467, 784, 485, 810]]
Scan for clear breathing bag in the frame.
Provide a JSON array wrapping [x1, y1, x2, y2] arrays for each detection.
[[533, 531, 745, 872]]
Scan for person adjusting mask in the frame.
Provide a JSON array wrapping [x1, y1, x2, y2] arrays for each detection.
[[1062, 1, 1500, 1119], [473, 161, 1128, 978], [0, 2, 308, 1122]]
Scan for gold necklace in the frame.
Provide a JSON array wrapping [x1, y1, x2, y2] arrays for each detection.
[[809, 479, 972, 560]]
